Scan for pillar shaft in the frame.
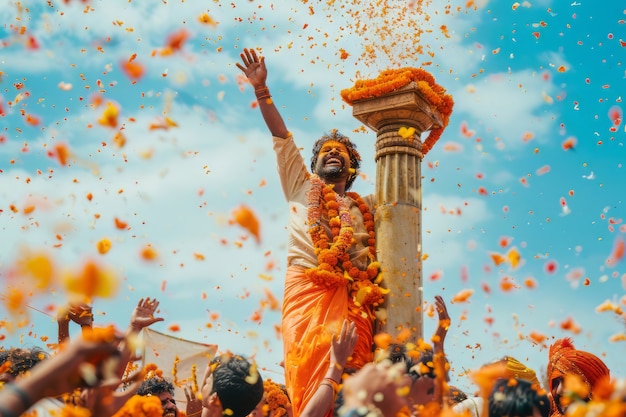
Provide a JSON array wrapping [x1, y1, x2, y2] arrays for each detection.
[[374, 123, 423, 340], [351, 83, 442, 343]]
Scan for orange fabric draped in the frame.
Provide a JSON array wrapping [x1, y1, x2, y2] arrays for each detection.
[[282, 265, 374, 417]]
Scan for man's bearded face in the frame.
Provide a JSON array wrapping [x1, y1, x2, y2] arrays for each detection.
[[158, 392, 178, 417], [313, 140, 351, 182]]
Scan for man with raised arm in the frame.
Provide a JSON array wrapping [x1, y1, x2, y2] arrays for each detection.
[[237, 48, 385, 417]]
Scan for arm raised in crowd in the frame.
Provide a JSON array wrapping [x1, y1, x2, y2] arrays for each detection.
[[57, 302, 94, 345], [0, 336, 123, 417], [300, 319, 359, 417]]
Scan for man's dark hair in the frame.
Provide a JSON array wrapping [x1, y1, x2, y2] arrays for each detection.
[[310, 130, 362, 191], [488, 378, 551, 417], [446, 385, 468, 404], [3, 347, 49, 377], [388, 343, 412, 374], [211, 353, 264, 417], [137, 377, 175, 396], [386, 343, 450, 383]]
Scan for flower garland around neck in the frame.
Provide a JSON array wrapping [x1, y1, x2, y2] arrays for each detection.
[[305, 175, 386, 307], [339, 67, 454, 156]]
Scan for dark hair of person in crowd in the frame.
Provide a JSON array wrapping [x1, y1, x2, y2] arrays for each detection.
[[0, 347, 49, 381], [137, 377, 175, 396], [210, 353, 264, 417], [447, 385, 469, 404], [488, 378, 551, 417]]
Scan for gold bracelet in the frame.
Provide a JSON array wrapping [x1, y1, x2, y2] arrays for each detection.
[[320, 382, 337, 400], [255, 94, 272, 101], [321, 377, 339, 398]]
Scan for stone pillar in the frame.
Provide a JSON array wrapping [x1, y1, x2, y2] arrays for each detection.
[[351, 82, 442, 342]]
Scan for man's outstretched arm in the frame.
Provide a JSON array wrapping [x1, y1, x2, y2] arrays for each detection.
[[236, 48, 290, 139]]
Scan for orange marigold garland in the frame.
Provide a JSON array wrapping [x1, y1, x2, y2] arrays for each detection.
[[306, 175, 385, 307], [111, 394, 163, 417], [262, 379, 291, 417], [340, 68, 454, 155]]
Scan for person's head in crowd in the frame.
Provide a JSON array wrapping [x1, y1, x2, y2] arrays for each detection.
[[204, 353, 264, 417], [498, 356, 541, 387], [382, 342, 451, 409], [137, 365, 178, 417], [547, 338, 610, 416], [0, 347, 49, 383], [447, 385, 469, 405], [488, 378, 551, 417]]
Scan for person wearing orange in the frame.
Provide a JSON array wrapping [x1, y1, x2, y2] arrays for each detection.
[[236, 48, 385, 417], [547, 337, 610, 417]]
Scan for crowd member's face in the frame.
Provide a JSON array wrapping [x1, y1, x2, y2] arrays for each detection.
[[551, 376, 589, 416], [314, 140, 351, 183], [158, 392, 178, 417]]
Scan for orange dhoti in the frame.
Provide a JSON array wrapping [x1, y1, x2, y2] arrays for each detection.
[[282, 265, 374, 417]]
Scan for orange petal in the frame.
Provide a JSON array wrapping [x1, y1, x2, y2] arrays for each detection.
[[451, 289, 474, 304], [231, 205, 261, 243], [96, 238, 112, 255]]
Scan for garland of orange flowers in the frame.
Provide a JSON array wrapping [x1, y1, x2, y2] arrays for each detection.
[[305, 175, 385, 307], [55, 394, 163, 417], [111, 394, 163, 417], [340, 68, 454, 155], [261, 379, 291, 417]]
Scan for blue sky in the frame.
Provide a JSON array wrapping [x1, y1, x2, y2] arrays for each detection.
[[0, 0, 624, 390]]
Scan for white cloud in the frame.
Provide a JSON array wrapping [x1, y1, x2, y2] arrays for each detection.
[[451, 70, 558, 145]]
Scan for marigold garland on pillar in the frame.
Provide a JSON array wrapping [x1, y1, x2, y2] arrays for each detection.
[[340, 67, 454, 154]]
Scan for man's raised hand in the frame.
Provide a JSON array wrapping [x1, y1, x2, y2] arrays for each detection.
[[236, 48, 267, 90]]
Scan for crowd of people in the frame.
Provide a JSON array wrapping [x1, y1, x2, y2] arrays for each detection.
[[1, 295, 624, 417], [1, 48, 625, 417]]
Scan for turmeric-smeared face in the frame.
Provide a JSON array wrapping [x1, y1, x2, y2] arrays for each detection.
[[313, 140, 351, 182]]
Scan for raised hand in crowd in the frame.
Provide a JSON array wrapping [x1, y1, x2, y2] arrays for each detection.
[[432, 295, 451, 406], [117, 297, 164, 378], [433, 295, 450, 351], [300, 319, 358, 417], [128, 297, 164, 333], [185, 383, 203, 417], [57, 302, 94, 344]]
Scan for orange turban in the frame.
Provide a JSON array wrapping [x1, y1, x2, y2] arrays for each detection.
[[547, 338, 610, 392]]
